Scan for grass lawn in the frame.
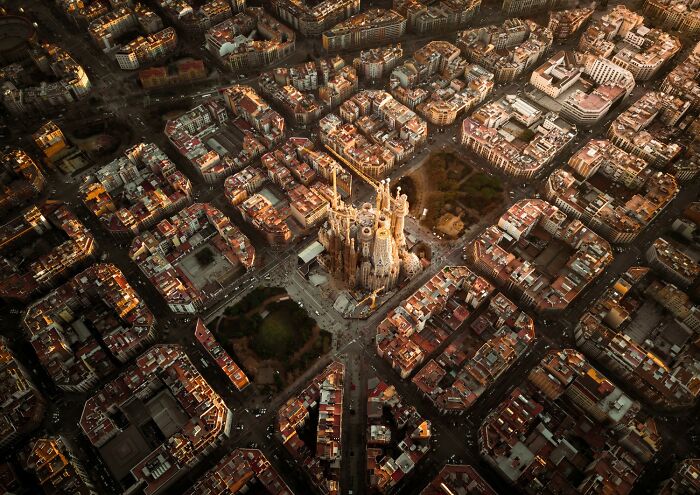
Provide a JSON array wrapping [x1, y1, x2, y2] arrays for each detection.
[[252, 309, 296, 360], [425, 151, 473, 190], [251, 299, 315, 360], [459, 172, 504, 209]]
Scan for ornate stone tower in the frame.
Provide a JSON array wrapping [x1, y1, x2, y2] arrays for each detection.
[[318, 175, 420, 292]]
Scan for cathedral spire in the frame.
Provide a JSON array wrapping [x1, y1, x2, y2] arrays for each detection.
[[331, 166, 338, 210], [382, 178, 391, 211]]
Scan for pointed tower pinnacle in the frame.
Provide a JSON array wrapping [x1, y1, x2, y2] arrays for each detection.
[[383, 178, 391, 211], [331, 166, 338, 210]]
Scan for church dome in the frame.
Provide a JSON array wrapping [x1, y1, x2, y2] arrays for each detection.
[[402, 252, 422, 279]]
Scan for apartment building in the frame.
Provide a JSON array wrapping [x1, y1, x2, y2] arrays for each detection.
[[25, 437, 97, 495], [0, 149, 46, 211], [0, 204, 96, 301], [471, 199, 613, 312], [195, 319, 250, 391], [421, 465, 496, 495], [259, 58, 354, 125], [457, 18, 553, 82], [646, 237, 700, 287], [276, 361, 344, 494], [412, 292, 535, 414], [87, 4, 163, 51], [548, 6, 594, 39], [238, 193, 292, 244], [643, 0, 700, 35], [575, 267, 700, 408], [547, 140, 678, 243], [115, 27, 177, 70], [224, 165, 268, 206], [153, 0, 245, 36], [22, 264, 157, 392], [608, 90, 689, 167], [367, 379, 432, 492], [579, 5, 681, 81], [1, 43, 91, 115], [269, 0, 360, 36], [80, 143, 192, 237], [0, 337, 45, 449], [394, 0, 482, 34], [390, 41, 494, 125], [661, 41, 700, 110], [353, 44, 404, 80], [322, 8, 406, 51], [461, 96, 576, 178], [377, 266, 494, 378], [80, 345, 232, 495], [184, 448, 292, 495], [481, 349, 659, 492], [223, 85, 286, 146], [128, 203, 255, 313], [206, 8, 296, 71]]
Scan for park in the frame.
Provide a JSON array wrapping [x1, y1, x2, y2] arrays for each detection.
[[394, 151, 505, 237], [213, 287, 332, 391]]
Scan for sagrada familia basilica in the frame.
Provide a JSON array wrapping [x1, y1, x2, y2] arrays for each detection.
[[318, 177, 422, 292]]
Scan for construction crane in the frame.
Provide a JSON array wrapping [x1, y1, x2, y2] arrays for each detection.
[[322, 144, 379, 189], [356, 286, 385, 311], [300, 142, 395, 201], [322, 144, 400, 209]]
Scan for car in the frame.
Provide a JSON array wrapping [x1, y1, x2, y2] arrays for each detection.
[[315, 310, 320, 316]]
